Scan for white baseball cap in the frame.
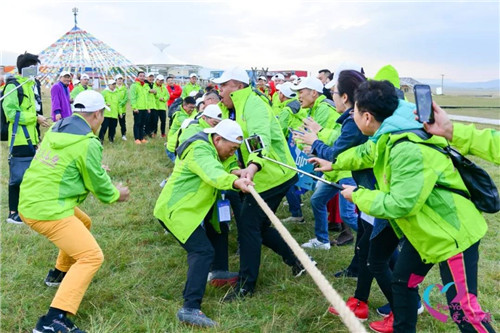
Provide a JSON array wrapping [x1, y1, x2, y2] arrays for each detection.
[[147, 72, 155, 77], [290, 76, 324, 93], [156, 74, 165, 81], [273, 73, 285, 81], [212, 67, 249, 85], [189, 90, 199, 97], [196, 97, 204, 107], [325, 62, 364, 89], [276, 82, 297, 99], [107, 79, 116, 85], [201, 104, 222, 120], [258, 76, 267, 82], [204, 119, 243, 144], [73, 90, 110, 112], [289, 74, 298, 81], [189, 73, 198, 78], [80, 74, 90, 80], [115, 74, 124, 80], [59, 71, 71, 78]]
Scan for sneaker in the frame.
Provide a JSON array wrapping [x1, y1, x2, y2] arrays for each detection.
[[6, 212, 23, 225], [328, 296, 368, 322], [121, 135, 127, 141], [301, 238, 331, 250], [141, 139, 148, 143], [44, 269, 66, 287], [134, 139, 141, 144], [291, 257, 317, 277], [177, 307, 217, 327], [221, 287, 253, 302], [33, 314, 86, 333], [281, 216, 305, 224], [369, 311, 394, 333], [376, 301, 424, 317], [161, 134, 166, 138], [207, 270, 238, 287], [334, 268, 358, 278]]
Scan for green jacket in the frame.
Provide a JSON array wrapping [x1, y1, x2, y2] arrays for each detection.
[[154, 133, 238, 243], [102, 88, 119, 119], [308, 95, 339, 128], [277, 98, 306, 136], [146, 82, 157, 109], [70, 84, 91, 100], [331, 101, 487, 263], [451, 123, 499, 165], [178, 117, 211, 147], [166, 106, 196, 152], [129, 81, 149, 110], [3, 75, 40, 147], [155, 83, 169, 111], [271, 92, 283, 116], [181, 82, 201, 98], [19, 114, 120, 220], [116, 84, 128, 115], [220, 86, 296, 193]]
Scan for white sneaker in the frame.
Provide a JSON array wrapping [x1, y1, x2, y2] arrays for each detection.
[[122, 135, 127, 141], [281, 216, 305, 223], [301, 238, 331, 250]]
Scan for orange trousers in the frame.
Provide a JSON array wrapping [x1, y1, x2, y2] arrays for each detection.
[[21, 207, 104, 315]]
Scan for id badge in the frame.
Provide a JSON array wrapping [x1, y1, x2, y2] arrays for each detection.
[[217, 199, 231, 222]]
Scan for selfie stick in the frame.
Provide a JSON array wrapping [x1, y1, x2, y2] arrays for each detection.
[[247, 185, 367, 333], [257, 154, 344, 190]]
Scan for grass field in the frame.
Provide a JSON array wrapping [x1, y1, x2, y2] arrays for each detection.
[[1, 94, 499, 332]]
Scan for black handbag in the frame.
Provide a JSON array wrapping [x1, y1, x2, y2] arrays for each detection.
[[393, 132, 499, 214], [8, 111, 35, 186]]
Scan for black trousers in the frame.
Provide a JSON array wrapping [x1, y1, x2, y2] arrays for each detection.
[[157, 110, 167, 135], [118, 114, 126, 136], [392, 239, 494, 333], [236, 175, 298, 292], [9, 147, 35, 212], [354, 221, 399, 305], [98, 117, 118, 142], [133, 110, 148, 140], [146, 109, 158, 136], [159, 213, 229, 310]]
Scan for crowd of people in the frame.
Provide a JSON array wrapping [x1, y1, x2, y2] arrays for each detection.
[[2, 51, 498, 333]]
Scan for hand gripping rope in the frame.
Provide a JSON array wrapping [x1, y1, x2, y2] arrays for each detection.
[[247, 185, 367, 333]]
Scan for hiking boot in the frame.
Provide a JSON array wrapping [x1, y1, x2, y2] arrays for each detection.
[[122, 135, 127, 141], [301, 238, 331, 250], [134, 139, 141, 144], [328, 223, 342, 232], [292, 257, 317, 277], [45, 269, 66, 287], [207, 270, 238, 287], [334, 268, 358, 278], [328, 296, 368, 321], [221, 287, 253, 303], [6, 212, 23, 225], [176, 307, 217, 327], [376, 301, 424, 317], [281, 216, 305, 224], [369, 311, 394, 333], [331, 223, 354, 246], [33, 314, 86, 333]]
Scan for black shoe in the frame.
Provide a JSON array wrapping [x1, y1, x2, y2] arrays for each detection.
[[6, 212, 23, 225], [334, 268, 358, 278], [221, 287, 253, 303], [45, 269, 66, 287], [292, 257, 317, 277], [33, 314, 86, 333], [328, 223, 342, 232]]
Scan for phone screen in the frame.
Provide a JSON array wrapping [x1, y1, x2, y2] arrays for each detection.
[[414, 84, 433, 123], [22, 66, 38, 78], [245, 135, 264, 153]]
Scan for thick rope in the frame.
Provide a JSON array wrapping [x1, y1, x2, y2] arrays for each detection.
[[248, 186, 367, 333]]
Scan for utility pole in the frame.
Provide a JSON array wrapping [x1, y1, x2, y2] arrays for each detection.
[[441, 74, 444, 95]]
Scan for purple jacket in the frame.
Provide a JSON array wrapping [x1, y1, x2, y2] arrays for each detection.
[[51, 81, 72, 121]]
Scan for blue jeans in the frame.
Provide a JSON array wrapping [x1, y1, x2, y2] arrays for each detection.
[[310, 177, 358, 244], [285, 186, 302, 217]]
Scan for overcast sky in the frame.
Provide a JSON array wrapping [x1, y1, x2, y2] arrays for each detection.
[[1, 0, 499, 82]]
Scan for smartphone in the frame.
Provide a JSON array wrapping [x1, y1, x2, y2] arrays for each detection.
[[22, 66, 38, 78], [245, 135, 265, 153], [414, 84, 434, 123]]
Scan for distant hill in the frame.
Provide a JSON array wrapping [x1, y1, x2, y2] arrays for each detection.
[[415, 78, 500, 91]]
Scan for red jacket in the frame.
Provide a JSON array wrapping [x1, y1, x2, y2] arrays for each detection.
[[167, 84, 182, 106]]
